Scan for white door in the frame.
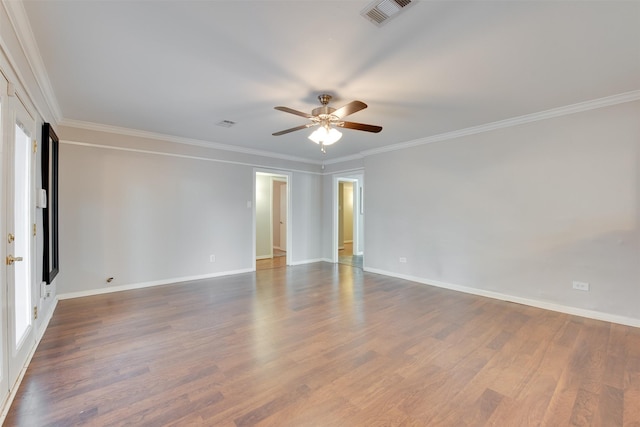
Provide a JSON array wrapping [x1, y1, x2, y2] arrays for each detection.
[[5, 90, 36, 389], [0, 73, 9, 406], [279, 183, 287, 251]]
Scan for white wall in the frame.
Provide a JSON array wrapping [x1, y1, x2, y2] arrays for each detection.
[[364, 100, 640, 321], [57, 128, 324, 295]]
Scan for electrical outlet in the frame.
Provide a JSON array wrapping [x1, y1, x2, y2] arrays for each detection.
[[399, 257, 407, 263], [210, 254, 216, 262], [572, 281, 590, 291]]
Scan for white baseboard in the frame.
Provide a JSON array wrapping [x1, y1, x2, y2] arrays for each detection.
[[364, 267, 640, 328], [0, 297, 59, 424], [57, 268, 254, 300]]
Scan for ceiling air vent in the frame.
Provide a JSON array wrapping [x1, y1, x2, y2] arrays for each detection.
[[216, 120, 236, 128], [361, 0, 414, 27]]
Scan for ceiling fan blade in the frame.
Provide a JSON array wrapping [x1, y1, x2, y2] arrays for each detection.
[[332, 101, 367, 118], [274, 106, 313, 118], [272, 123, 315, 136], [338, 121, 382, 133]]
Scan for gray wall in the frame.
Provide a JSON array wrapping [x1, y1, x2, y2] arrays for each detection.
[[54, 100, 640, 324], [58, 128, 324, 295], [364, 100, 640, 320], [290, 171, 323, 263], [255, 173, 272, 259]]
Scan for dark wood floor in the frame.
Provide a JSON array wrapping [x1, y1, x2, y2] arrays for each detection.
[[256, 255, 286, 270], [5, 263, 640, 426]]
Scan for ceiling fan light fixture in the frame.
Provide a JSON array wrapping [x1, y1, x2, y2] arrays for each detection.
[[308, 126, 342, 145]]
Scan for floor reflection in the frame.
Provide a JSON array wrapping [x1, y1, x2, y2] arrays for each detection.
[[339, 242, 363, 268]]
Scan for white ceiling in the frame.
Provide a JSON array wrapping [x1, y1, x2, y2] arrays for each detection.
[[21, 0, 640, 163]]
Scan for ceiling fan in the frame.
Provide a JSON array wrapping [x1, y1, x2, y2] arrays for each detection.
[[272, 94, 382, 153]]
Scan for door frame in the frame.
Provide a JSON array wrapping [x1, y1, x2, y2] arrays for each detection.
[[332, 171, 364, 264], [253, 169, 292, 269]]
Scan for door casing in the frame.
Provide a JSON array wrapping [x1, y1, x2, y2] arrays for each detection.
[[253, 169, 292, 268], [333, 172, 364, 263]]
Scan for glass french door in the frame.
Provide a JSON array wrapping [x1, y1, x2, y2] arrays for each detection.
[[2, 77, 36, 394], [0, 72, 8, 406]]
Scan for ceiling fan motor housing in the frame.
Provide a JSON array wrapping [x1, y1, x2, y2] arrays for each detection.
[[312, 106, 336, 117], [313, 94, 337, 117]]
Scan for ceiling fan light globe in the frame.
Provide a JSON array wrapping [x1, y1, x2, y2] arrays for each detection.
[[308, 127, 327, 144], [323, 128, 342, 145], [308, 126, 341, 145]]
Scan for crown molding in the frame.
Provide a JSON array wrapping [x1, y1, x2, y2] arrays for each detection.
[[59, 118, 323, 166], [2, 0, 63, 123], [61, 140, 324, 176], [358, 90, 640, 158], [63, 89, 640, 169]]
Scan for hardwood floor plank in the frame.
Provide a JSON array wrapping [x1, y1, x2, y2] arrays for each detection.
[[4, 263, 640, 426], [463, 388, 505, 426], [233, 384, 311, 427], [593, 384, 623, 426], [624, 387, 640, 426], [538, 360, 582, 425], [569, 388, 599, 426]]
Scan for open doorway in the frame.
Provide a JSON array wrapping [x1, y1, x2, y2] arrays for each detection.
[[254, 171, 290, 270], [334, 174, 363, 268]]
